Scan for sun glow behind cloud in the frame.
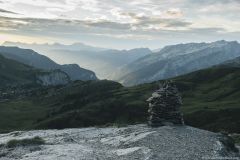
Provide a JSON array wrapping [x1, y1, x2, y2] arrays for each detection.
[[0, 0, 239, 49]]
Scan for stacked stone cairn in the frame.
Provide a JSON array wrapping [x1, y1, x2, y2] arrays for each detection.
[[147, 81, 184, 127]]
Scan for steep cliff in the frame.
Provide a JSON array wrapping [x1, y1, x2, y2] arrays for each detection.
[[36, 70, 70, 86]]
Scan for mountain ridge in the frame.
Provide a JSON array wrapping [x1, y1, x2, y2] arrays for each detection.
[[47, 48, 152, 79], [115, 40, 240, 86], [3, 42, 152, 79], [1, 56, 239, 133], [0, 54, 70, 87], [0, 46, 98, 81], [3, 41, 107, 52]]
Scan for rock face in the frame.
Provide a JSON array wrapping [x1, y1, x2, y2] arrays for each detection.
[[147, 81, 184, 127], [37, 70, 70, 86], [0, 125, 239, 160], [0, 52, 73, 87]]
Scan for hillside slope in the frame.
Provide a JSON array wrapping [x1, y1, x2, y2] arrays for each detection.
[[0, 63, 239, 133], [221, 56, 240, 67], [0, 54, 70, 88], [0, 54, 38, 87], [0, 46, 97, 81], [3, 42, 151, 79], [30, 48, 151, 79], [36, 65, 240, 133], [116, 40, 240, 86]]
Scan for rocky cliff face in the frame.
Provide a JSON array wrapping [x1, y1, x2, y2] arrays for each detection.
[[0, 125, 239, 160], [36, 70, 70, 86]]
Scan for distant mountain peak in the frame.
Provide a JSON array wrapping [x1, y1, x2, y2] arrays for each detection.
[[128, 48, 151, 52], [3, 41, 107, 52]]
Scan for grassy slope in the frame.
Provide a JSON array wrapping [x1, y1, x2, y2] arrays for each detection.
[[174, 67, 240, 133], [0, 100, 49, 133], [0, 66, 239, 133]]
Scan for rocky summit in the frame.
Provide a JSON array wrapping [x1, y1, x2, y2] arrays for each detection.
[[0, 124, 239, 160]]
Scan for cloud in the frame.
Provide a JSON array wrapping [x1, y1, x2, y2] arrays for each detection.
[[188, 0, 240, 14], [0, 16, 28, 31], [188, 0, 240, 5], [164, 8, 183, 18], [0, 0, 239, 48], [121, 12, 191, 30], [85, 20, 132, 30], [199, 2, 240, 13], [0, 6, 192, 33], [0, 9, 18, 14]]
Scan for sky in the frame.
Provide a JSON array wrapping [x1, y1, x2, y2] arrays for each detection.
[[0, 0, 239, 49]]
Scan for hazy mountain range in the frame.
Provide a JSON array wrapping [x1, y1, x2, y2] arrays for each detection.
[[1, 55, 240, 134], [0, 40, 240, 152], [3, 42, 152, 79], [0, 54, 71, 87], [49, 48, 152, 79], [3, 40, 240, 86], [114, 40, 240, 86], [3, 41, 106, 52], [221, 56, 240, 68], [0, 46, 97, 82]]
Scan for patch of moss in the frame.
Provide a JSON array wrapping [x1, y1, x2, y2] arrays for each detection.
[[231, 134, 240, 145], [6, 136, 45, 148]]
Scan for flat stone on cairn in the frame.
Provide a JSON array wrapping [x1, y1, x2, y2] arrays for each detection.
[[147, 81, 184, 127]]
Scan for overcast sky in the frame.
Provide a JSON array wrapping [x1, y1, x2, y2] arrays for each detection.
[[0, 0, 239, 49]]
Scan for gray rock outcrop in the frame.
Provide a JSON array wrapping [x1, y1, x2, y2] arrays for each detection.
[[0, 125, 239, 160], [37, 70, 70, 86]]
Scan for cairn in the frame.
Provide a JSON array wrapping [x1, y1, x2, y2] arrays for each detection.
[[147, 81, 184, 127]]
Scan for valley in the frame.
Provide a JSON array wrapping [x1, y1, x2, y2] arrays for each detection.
[[0, 1, 239, 159], [0, 60, 239, 134]]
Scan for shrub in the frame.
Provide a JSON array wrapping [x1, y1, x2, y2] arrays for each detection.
[[231, 134, 240, 145]]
